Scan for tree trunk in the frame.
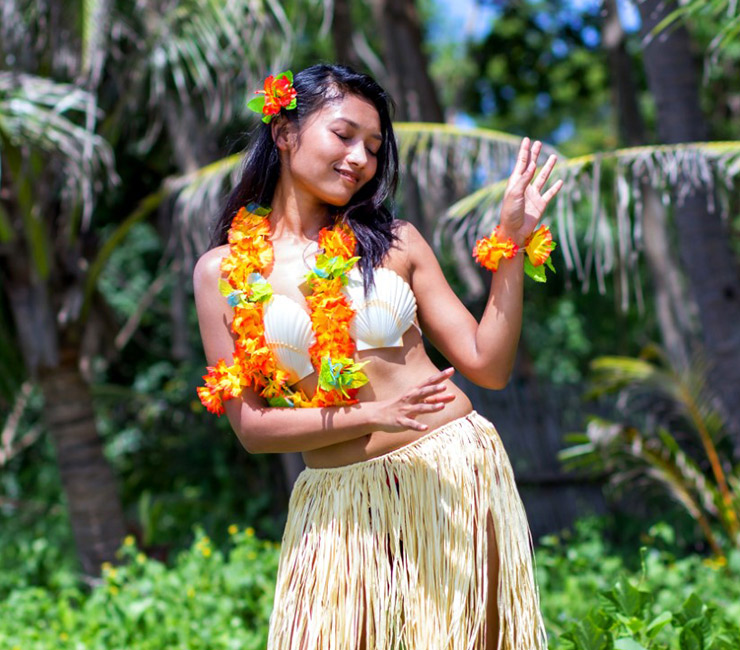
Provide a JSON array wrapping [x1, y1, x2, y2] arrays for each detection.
[[331, 0, 363, 70], [38, 346, 127, 576], [602, 0, 694, 370], [369, 0, 444, 123], [638, 0, 740, 449]]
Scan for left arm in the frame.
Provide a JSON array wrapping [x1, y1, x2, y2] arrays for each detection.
[[409, 138, 562, 389]]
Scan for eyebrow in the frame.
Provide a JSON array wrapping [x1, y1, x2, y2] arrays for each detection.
[[335, 117, 382, 141]]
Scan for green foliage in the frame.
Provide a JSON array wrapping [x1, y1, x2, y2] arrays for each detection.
[[560, 346, 740, 555], [0, 526, 280, 650], [457, 0, 613, 152], [3, 514, 740, 648], [537, 517, 740, 647]]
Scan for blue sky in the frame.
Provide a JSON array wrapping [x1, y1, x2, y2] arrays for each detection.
[[429, 0, 641, 45]]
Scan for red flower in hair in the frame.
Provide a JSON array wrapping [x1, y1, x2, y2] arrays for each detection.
[[247, 71, 298, 123]]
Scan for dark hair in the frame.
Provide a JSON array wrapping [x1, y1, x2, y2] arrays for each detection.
[[211, 64, 400, 290]]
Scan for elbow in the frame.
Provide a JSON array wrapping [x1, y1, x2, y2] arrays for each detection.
[[478, 374, 510, 390], [234, 423, 268, 454], [466, 363, 511, 390]]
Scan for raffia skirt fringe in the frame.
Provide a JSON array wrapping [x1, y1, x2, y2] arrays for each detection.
[[267, 410, 547, 650]]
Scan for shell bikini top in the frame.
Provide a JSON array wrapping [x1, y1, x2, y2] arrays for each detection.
[[263, 266, 420, 385]]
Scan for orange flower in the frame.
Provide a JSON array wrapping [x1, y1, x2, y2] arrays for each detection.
[[320, 222, 356, 259], [524, 224, 554, 267], [199, 205, 366, 412], [472, 229, 519, 272], [197, 386, 225, 415]]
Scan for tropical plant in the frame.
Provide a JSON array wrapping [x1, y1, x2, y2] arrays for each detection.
[[0, 0, 322, 575], [560, 345, 740, 558]]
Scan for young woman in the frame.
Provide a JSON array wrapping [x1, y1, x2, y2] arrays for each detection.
[[194, 64, 562, 650]]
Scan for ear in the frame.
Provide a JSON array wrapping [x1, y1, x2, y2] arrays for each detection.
[[271, 117, 296, 152]]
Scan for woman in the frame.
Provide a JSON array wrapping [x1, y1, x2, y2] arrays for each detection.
[[194, 64, 562, 650]]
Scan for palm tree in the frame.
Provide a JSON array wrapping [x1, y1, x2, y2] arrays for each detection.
[[0, 0, 313, 575]]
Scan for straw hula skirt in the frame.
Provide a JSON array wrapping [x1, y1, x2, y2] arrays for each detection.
[[267, 411, 547, 650]]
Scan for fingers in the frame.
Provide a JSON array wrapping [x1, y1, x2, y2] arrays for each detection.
[[533, 154, 557, 191], [514, 137, 531, 174], [422, 367, 454, 386], [541, 178, 564, 204]]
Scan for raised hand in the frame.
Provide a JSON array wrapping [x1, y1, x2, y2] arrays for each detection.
[[499, 138, 563, 246]]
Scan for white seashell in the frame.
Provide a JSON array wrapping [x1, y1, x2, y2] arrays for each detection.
[[344, 267, 417, 351], [263, 295, 316, 384]]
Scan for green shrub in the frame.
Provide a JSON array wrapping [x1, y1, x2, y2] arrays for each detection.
[[3, 515, 739, 649], [0, 526, 280, 650]]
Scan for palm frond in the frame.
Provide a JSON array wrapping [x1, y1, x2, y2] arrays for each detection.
[[0, 72, 118, 231], [117, 0, 327, 148], [439, 139, 740, 306], [646, 0, 740, 64]]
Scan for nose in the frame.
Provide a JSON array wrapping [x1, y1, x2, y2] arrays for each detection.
[[346, 140, 368, 168]]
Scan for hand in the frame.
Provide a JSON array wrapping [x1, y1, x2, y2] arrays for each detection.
[[374, 368, 457, 433], [499, 138, 563, 246]]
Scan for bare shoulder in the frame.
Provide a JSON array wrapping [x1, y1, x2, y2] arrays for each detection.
[[386, 219, 428, 272], [193, 244, 229, 295], [392, 219, 438, 272]]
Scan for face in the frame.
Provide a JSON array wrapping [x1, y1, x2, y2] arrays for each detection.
[[279, 93, 382, 208]]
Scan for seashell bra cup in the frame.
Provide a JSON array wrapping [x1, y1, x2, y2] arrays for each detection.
[[261, 266, 420, 385]]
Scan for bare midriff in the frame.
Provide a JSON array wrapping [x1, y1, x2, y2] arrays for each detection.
[[300, 326, 473, 469]]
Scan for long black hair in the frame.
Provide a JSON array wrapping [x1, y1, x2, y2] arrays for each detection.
[[211, 64, 400, 289]]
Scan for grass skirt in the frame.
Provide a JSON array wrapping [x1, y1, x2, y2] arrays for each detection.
[[267, 410, 547, 650]]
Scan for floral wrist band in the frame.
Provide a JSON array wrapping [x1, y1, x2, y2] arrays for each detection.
[[247, 70, 298, 123], [473, 224, 557, 283]]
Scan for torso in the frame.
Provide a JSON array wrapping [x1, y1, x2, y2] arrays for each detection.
[[208, 223, 473, 468]]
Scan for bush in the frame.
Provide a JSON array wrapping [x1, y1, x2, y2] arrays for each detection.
[[2, 515, 739, 649], [0, 526, 280, 650]]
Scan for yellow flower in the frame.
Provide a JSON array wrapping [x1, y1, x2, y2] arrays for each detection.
[[109, 585, 119, 595], [245, 527, 255, 537], [124, 535, 136, 547], [106, 568, 118, 580], [101, 561, 113, 572], [228, 524, 239, 535], [136, 553, 146, 564], [247, 551, 257, 560], [201, 546, 212, 558], [703, 555, 728, 570], [524, 224, 554, 266]]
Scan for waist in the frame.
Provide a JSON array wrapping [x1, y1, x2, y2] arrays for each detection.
[[302, 398, 475, 469]]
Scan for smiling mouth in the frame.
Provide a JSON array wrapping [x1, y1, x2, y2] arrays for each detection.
[[336, 169, 359, 184]]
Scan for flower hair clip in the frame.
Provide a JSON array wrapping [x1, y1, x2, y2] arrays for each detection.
[[247, 70, 298, 123]]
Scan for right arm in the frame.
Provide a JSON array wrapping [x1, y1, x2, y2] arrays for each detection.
[[193, 249, 455, 454]]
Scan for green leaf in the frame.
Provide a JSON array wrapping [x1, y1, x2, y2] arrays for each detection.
[[524, 257, 547, 282], [679, 625, 703, 650], [646, 612, 673, 638], [218, 279, 233, 297], [248, 280, 272, 303], [680, 593, 705, 623], [247, 95, 265, 113], [615, 639, 648, 650]]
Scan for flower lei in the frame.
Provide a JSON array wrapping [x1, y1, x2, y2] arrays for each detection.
[[197, 205, 369, 415], [247, 70, 297, 123], [473, 224, 557, 282]]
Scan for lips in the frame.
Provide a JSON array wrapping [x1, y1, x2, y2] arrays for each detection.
[[335, 168, 360, 184]]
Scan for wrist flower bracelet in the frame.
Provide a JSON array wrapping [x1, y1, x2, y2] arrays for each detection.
[[472, 224, 557, 282]]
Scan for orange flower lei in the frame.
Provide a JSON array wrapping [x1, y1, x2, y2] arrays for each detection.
[[197, 205, 368, 415], [473, 224, 557, 282]]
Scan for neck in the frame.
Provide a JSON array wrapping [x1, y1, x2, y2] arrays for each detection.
[[270, 179, 335, 241]]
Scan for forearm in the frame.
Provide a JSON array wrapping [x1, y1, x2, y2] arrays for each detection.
[[472, 253, 524, 387], [226, 398, 382, 454]]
